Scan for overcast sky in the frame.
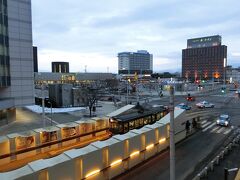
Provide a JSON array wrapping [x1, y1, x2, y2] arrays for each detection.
[[32, 0, 240, 73]]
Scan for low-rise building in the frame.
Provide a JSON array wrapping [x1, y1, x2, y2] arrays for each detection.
[[49, 84, 73, 108], [34, 72, 115, 87], [226, 66, 240, 83]]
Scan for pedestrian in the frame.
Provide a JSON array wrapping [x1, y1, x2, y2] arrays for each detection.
[[192, 119, 197, 129]]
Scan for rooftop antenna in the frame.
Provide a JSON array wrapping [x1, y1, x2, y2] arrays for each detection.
[[84, 65, 87, 73], [107, 66, 109, 73]]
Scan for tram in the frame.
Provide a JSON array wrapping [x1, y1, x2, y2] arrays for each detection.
[[109, 104, 169, 134]]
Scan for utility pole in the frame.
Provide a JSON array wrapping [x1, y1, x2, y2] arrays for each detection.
[[212, 72, 214, 90], [169, 85, 175, 180], [136, 78, 139, 103], [126, 80, 129, 104], [224, 58, 226, 88], [50, 102, 53, 126], [41, 84, 46, 127]]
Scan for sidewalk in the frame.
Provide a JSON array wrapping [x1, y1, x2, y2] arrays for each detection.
[[0, 101, 117, 136]]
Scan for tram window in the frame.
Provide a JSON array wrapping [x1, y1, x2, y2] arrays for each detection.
[[139, 118, 144, 126], [135, 119, 140, 128], [119, 124, 123, 132], [153, 114, 157, 121], [152, 115, 156, 122], [147, 116, 152, 123], [160, 112, 164, 118], [163, 111, 168, 116], [156, 113, 161, 120], [111, 122, 117, 129], [129, 121, 135, 130], [124, 123, 129, 133], [144, 118, 148, 125]]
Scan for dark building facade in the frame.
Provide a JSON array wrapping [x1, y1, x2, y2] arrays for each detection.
[[33, 46, 38, 72], [52, 62, 69, 73], [182, 35, 227, 81], [49, 84, 73, 107]]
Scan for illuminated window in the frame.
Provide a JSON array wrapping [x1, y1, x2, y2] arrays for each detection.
[[135, 119, 140, 128], [129, 121, 134, 130]]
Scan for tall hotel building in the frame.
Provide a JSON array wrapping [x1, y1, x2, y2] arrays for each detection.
[[0, 0, 34, 125], [118, 50, 153, 75], [182, 35, 227, 81]]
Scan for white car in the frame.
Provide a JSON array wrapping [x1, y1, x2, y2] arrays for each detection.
[[216, 114, 230, 127], [196, 101, 214, 108]]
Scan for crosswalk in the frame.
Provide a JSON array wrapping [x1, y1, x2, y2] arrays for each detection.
[[186, 109, 219, 118], [201, 120, 233, 135]]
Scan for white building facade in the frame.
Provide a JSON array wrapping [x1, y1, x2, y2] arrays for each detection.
[[118, 50, 153, 75]]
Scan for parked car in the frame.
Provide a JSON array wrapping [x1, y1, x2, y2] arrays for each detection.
[[216, 114, 230, 127], [176, 103, 191, 110], [196, 101, 214, 108]]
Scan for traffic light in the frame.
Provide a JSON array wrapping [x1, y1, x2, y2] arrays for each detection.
[[195, 80, 200, 84]]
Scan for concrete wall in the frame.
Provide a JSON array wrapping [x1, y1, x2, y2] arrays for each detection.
[[0, 118, 109, 166], [0, 121, 187, 180], [0, 109, 188, 179]]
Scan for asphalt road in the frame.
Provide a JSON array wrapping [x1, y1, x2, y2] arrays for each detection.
[[115, 90, 240, 180]]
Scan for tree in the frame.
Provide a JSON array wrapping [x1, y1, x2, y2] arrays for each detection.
[[82, 87, 99, 117], [105, 79, 119, 91]]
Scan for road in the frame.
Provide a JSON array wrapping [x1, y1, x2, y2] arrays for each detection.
[[115, 90, 240, 180]]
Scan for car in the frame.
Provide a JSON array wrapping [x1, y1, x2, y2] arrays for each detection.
[[216, 114, 230, 127], [196, 101, 214, 108], [176, 103, 191, 110], [186, 96, 195, 101], [235, 90, 240, 94]]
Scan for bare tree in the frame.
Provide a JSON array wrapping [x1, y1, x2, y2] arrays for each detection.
[[105, 79, 119, 90], [155, 83, 163, 98], [82, 87, 99, 117]]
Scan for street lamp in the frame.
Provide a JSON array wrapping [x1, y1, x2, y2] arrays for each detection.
[[223, 58, 227, 87], [169, 86, 175, 180], [126, 79, 130, 104], [48, 101, 53, 126], [41, 84, 46, 128]]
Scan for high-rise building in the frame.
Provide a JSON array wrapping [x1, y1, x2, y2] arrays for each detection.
[[33, 46, 38, 72], [0, 0, 34, 125], [52, 61, 69, 73], [182, 35, 227, 81], [118, 50, 153, 75]]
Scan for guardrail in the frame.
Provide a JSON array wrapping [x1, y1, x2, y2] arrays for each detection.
[[192, 131, 240, 180]]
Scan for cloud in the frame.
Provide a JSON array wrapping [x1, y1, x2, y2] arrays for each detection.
[[231, 52, 240, 57], [32, 0, 240, 73], [38, 49, 117, 73]]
